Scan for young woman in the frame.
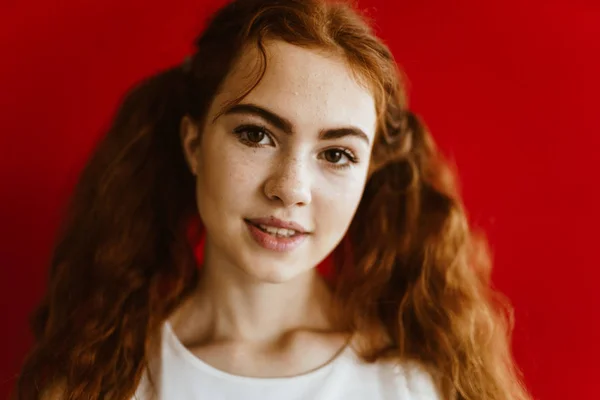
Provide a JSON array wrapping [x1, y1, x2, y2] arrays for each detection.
[[15, 0, 531, 399]]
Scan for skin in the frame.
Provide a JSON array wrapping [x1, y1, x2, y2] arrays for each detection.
[[175, 40, 377, 378]]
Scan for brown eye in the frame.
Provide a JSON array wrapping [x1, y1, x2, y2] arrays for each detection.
[[246, 129, 265, 143], [233, 124, 274, 147], [324, 149, 343, 163], [319, 148, 358, 169]]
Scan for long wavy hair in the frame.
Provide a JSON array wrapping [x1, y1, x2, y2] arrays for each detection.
[[15, 0, 530, 399]]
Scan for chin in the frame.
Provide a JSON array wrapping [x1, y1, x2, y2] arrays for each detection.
[[240, 259, 313, 284]]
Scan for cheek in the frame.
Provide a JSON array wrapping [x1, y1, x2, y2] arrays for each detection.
[[315, 171, 367, 233], [195, 139, 265, 214]]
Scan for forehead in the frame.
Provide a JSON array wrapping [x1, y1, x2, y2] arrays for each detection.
[[211, 40, 377, 140]]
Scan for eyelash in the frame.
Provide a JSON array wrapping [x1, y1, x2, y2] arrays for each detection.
[[232, 124, 360, 170]]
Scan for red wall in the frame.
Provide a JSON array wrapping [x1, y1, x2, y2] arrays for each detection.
[[1, 1, 598, 399]]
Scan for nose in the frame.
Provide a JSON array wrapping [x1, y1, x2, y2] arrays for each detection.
[[263, 156, 312, 207]]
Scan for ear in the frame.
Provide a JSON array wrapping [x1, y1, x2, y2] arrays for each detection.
[[180, 115, 200, 176]]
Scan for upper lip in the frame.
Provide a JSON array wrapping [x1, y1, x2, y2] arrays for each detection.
[[245, 217, 309, 233]]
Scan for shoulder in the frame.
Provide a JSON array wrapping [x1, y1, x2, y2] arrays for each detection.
[[391, 359, 442, 399], [357, 355, 443, 400], [346, 332, 442, 399]]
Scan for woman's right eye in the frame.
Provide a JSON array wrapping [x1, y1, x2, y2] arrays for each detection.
[[233, 125, 275, 147]]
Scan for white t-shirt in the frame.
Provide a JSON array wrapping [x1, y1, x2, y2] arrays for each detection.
[[132, 322, 441, 400]]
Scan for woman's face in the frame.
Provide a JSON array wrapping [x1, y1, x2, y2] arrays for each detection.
[[182, 40, 377, 283]]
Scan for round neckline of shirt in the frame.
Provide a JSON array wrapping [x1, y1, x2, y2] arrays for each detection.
[[163, 321, 355, 385]]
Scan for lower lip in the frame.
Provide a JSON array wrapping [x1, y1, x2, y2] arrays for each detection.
[[245, 221, 308, 252]]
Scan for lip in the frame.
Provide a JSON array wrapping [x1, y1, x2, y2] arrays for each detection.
[[244, 217, 310, 252], [245, 217, 309, 234]]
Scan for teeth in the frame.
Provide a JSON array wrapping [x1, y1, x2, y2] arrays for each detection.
[[258, 224, 297, 237]]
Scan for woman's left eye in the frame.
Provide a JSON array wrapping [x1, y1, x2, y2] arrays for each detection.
[[319, 148, 358, 169], [233, 125, 275, 147]]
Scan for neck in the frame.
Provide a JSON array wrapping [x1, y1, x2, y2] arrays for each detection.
[[185, 245, 336, 344]]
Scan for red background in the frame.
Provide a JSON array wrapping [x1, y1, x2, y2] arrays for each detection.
[[1, 1, 598, 399]]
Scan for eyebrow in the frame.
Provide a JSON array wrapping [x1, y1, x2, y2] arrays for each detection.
[[219, 103, 371, 146]]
